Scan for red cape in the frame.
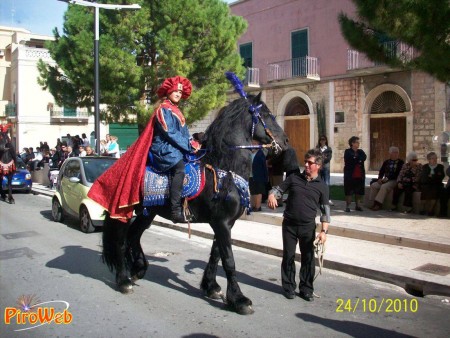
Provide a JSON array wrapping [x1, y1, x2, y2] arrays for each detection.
[[87, 115, 156, 222]]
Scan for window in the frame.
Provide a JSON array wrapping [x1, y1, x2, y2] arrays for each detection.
[[239, 43, 252, 68], [291, 29, 308, 77], [335, 111, 345, 124]]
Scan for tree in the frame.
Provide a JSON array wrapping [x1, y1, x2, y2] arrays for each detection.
[[38, 0, 247, 128], [339, 0, 450, 83]]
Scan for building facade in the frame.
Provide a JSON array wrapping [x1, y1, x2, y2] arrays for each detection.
[[216, 0, 449, 172], [0, 26, 107, 151]]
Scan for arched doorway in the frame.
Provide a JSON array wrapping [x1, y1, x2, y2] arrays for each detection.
[[283, 96, 311, 163], [367, 87, 411, 170]]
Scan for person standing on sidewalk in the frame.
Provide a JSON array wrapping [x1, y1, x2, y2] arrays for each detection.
[[316, 135, 333, 206], [343, 136, 367, 212], [267, 149, 330, 302], [249, 142, 268, 212], [369, 146, 404, 211]]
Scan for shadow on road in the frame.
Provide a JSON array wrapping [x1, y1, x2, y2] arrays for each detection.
[[296, 313, 415, 337]]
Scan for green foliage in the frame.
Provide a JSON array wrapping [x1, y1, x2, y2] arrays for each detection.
[[39, 0, 247, 128], [339, 0, 450, 82], [316, 99, 326, 138]]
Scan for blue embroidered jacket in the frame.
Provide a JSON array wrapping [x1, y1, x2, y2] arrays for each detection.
[[149, 100, 192, 172]]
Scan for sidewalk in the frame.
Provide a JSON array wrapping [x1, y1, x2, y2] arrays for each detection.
[[32, 183, 450, 297]]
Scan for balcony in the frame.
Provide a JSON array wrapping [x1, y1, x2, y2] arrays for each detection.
[[347, 41, 415, 73], [5, 103, 17, 118], [50, 107, 89, 123], [267, 56, 320, 82], [243, 67, 260, 87]]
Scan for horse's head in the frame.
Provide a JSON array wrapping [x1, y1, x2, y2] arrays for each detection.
[[245, 93, 289, 156]]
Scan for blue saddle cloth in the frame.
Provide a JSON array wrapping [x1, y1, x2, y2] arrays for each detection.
[[142, 163, 251, 212], [143, 162, 204, 207]]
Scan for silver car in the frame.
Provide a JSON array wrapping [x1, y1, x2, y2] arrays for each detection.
[[51, 157, 117, 233]]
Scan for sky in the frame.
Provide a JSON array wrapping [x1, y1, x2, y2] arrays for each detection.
[[0, 0, 236, 36]]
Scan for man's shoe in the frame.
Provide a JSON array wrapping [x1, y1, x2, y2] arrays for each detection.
[[299, 291, 314, 302], [345, 207, 351, 212], [283, 290, 295, 299], [355, 206, 363, 211]]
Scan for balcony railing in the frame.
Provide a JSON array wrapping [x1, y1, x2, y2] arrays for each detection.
[[5, 103, 16, 117], [268, 56, 320, 82], [347, 41, 415, 70], [244, 67, 260, 87], [50, 108, 89, 121]]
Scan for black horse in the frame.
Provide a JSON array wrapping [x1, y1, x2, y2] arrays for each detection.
[[102, 93, 289, 315], [0, 131, 17, 204]]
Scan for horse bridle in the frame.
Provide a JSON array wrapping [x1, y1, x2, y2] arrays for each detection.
[[230, 103, 282, 155], [225, 72, 283, 155], [248, 103, 283, 155]]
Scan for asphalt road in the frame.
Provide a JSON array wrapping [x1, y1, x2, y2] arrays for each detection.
[[1, 193, 449, 338]]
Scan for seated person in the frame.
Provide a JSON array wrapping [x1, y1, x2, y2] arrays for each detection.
[[439, 166, 450, 218], [369, 146, 404, 211], [419, 152, 445, 216], [391, 151, 422, 213]]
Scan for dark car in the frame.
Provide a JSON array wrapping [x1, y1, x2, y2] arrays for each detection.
[[2, 158, 32, 193], [52, 156, 117, 233]]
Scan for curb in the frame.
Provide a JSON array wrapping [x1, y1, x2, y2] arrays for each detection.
[[245, 212, 450, 254]]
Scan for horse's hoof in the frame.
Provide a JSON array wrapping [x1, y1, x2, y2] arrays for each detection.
[[230, 296, 254, 315], [118, 281, 133, 294], [236, 304, 254, 315], [206, 289, 224, 300], [9, 199, 15, 204]]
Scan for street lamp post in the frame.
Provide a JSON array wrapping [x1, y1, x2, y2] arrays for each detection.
[[57, 0, 141, 154]]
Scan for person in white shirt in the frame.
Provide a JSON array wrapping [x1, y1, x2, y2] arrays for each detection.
[[81, 133, 90, 147], [107, 136, 120, 158]]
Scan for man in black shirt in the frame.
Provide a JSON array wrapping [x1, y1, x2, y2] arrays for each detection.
[[267, 149, 330, 301]]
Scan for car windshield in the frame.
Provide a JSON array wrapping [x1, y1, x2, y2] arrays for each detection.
[[16, 158, 27, 170], [82, 158, 116, 183]]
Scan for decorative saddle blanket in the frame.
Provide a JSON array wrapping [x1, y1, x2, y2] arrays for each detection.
[[142, 163, 251, 212], [0, 160, 16, 176], [143, 162, 205, 207]]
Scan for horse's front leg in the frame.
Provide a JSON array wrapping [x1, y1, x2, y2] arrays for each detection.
[[102, 215, 133, 293], [201, 239, 223, 300], [214, 221, 254, 315], [127, 214, 153, 282], [7, 175, 14, 204]]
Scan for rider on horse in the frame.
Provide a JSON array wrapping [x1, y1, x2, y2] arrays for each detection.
[[150, 76, 198, 223], [88, 76, 199, 224]]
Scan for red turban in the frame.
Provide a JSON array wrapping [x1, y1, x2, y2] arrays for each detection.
[[157, 76, 192, 99]]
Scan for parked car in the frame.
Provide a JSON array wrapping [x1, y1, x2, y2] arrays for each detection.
[[51, 156, 117, 233], [1, 158, 32, 193]]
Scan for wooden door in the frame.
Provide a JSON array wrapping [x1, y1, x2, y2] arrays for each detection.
[[284, 118, 310, 163], [369, 117, 406, 171]]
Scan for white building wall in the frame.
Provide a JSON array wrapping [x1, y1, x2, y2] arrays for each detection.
[[0, 26, 99, 150]]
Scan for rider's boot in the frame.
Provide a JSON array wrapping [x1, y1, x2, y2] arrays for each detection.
[[170, 161, 187, 224]]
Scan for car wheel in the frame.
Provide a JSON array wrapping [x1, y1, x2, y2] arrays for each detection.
[[52, 198, 64, 222], [80, 205, 95, 233]]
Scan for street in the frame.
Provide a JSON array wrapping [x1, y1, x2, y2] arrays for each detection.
[[1, 193, 449, 338]]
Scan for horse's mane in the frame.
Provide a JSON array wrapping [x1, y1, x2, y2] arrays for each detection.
[[202, 97, 252, 176]]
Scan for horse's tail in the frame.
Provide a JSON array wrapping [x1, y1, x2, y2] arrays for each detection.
[[102, 213, 128, 273]]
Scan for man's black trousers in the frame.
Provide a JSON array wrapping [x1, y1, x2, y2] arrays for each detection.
[[281, 219, 316, 294]]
